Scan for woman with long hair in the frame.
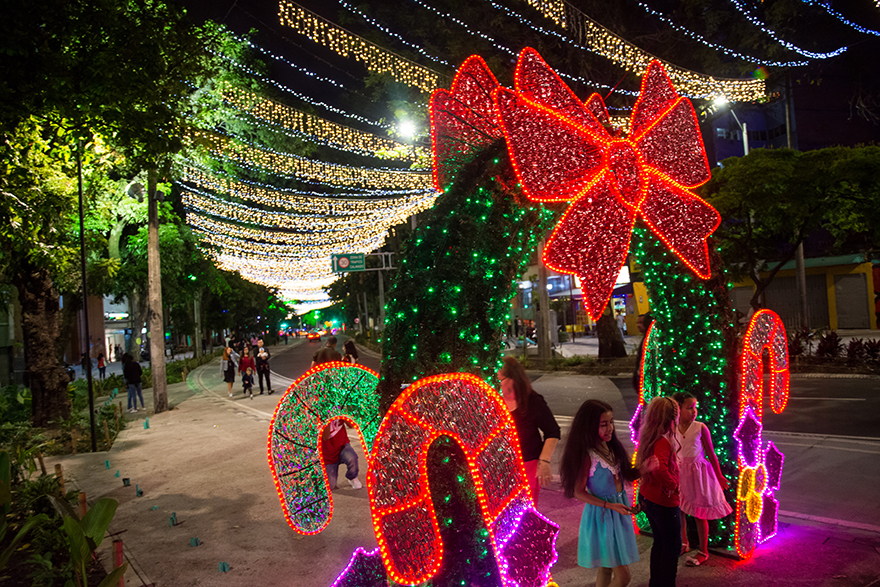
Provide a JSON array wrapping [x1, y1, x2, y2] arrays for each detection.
[[498, 356, 560, 503], [342, 340, 359, 364], [637, 396, 682, 587], [221, 346, 239, 397]]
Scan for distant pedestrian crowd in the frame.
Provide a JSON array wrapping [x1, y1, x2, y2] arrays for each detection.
[[221, 335, 275, 399]]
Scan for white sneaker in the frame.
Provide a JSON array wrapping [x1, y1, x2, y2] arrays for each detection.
[[228, 393, 233, 397], [348, 477, 363, 490]]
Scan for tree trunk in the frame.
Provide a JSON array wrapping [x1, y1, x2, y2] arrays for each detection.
[[147, 169, 168, 413], [16, 265, 71, 427], [108, 218, 126, 260], [597, 304, 627, 358]]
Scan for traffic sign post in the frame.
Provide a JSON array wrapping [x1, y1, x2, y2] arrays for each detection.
[[331, 253, 365, 273]]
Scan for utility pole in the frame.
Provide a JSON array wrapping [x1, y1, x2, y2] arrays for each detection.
[[77, 142, 98, 451], [537, 240, 552, 363], [193, 294, 202, 358], [786, 73, 809, 330], [378, 270, 386, 331], [147, 169, 168, 413], [363, 291, 370, 337]]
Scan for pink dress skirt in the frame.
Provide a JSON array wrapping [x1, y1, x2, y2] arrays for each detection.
[[676, 421, 733, 520]]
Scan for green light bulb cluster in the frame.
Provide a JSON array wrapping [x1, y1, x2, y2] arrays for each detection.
[[633, 227, 739, 548], [376, 140, 557, 585], [377, 139, 557, 413]]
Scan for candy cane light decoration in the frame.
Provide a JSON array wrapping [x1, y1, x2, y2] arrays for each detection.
[[734, 309, 789, 558]]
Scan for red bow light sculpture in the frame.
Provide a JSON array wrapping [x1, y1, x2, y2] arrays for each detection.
[[494, 48, 721, 320], [430, 55, 502, 191]]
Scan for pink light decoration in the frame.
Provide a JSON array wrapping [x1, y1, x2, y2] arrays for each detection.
[[366, 372, 558, 586], [332, 548, 387, 587], [734, 309, 789, 558], [494, 47, 720, 320]]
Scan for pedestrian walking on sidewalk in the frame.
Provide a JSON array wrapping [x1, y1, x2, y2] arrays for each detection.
[[637, 396, 682, 587], [342, 340, 358, 364], [221, 346, 240, 397], [672, 392, 731, 567], [255, 339, 273, 394], [239, 348, 255, 393], [498, 356, 560, 504], [311, 336, 342, 367], [122, 353, 144, 413], [97, 352, 106, 380], [561, 399, 658, 587]]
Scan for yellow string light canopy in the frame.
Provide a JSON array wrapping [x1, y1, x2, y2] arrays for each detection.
[[181, 184, 437, 232], [220, 84, 430, 163], [187, 214, 388, 252], [181, 166, 437, 215], [278, 0, 443, 93], [520, 0, 766, 101], [186, 129, 432, 190]]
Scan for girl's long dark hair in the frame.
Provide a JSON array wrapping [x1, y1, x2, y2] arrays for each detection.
[[560, 399, 638, 499], [344, 340, 359, 360]]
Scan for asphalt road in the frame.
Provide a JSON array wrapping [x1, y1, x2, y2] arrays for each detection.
[[267, 339, 880, 531], [605, 375, 880, 439], [271, 335, 382, 382], [275, 338, 880, 439]]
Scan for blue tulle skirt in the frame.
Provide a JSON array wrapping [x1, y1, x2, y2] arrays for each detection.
[[577, 489, 639, 569]]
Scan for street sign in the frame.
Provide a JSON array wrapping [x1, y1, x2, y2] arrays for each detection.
[[332, 253, 365, 272]]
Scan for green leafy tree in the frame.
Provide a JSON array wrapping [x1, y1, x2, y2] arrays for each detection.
[[0, 0, 218, 421], [700, 146, 880, 309], [0, 120, 79, 426]]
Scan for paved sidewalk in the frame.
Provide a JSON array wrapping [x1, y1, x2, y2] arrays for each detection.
[[46, 345, 880, 587]]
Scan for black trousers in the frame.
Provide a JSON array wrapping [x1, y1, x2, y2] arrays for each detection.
[[640, 495, 681, 587], [258, 368, 271, 392]]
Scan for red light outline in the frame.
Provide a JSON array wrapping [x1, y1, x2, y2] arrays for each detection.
[[492, 49, 720, 320], [267, 362, 379, 536], [366, 372, 531, 585], [734, 310, 789, 558], [430, 54, 501, 192]]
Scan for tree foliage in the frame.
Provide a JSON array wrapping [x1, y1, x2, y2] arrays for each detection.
[[700, 145, 880, 308], [0, 0, 217, 426]]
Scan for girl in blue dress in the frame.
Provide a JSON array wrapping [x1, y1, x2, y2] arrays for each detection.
[[561, 399, 658, 587]]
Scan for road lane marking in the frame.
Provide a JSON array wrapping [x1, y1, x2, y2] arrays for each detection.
[[767, 441, 880, 454], [786, 397, 866, 401], [779, 510, 880, 534], [551, 418, 880, 451]]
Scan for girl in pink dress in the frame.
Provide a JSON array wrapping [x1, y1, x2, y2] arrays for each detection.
[[672, 392, 732, 566]]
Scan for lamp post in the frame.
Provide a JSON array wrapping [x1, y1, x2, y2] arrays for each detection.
[[706, 96, 809, 328], [77, 141, 98, 452], [713, 97, 749, 156]]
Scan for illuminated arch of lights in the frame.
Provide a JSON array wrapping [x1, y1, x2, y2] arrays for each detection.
[[502, 0, 767, 101], [278, 0, 443, 93]]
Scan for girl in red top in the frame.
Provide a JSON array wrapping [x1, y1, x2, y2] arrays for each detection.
[[637, 396, 681, 587]]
